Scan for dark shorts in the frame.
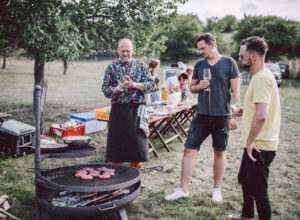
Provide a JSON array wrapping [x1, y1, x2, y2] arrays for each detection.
[[184, 113, 230, 151]]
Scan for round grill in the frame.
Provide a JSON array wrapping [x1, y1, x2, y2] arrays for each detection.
[[36, 164, 140, 192]]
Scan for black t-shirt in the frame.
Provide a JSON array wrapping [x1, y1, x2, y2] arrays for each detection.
[[192, 56, 239, 116]]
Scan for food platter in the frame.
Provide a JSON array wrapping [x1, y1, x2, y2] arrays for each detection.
[[40, 143, 69, 153]]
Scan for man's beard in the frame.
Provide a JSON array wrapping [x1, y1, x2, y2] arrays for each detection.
[[242, 63, 250, 69], [200, 53, 207, 58], [242, 59, 252, 69], [120, 57, 131, 64]]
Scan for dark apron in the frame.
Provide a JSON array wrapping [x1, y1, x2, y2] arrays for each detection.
[[106, 104, 149, 162]]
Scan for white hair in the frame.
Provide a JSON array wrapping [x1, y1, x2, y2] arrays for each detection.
[[118, 38, 133, 48]]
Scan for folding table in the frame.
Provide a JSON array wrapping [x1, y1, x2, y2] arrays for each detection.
[[148, 106, 191, 156]]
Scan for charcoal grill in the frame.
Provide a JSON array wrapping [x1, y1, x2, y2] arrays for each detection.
[[34, 86, 142, 220], [36, 181, 140, 217], [35, 164, 140, 192]]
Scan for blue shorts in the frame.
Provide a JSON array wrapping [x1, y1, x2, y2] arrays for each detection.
[[185, 113, 230, 151]]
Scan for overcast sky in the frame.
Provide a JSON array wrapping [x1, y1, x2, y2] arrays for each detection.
[[178, 0, 300, 23]]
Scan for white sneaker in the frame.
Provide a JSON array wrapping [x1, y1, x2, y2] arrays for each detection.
[[212, 188, 222, 202], [227, 214, 242, 220], [165, 188, 189, 201]]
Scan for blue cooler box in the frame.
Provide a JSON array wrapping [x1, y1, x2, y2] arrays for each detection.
[[70, 111, 107, 134]]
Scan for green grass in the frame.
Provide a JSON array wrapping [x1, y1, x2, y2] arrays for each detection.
[[0, 58, 299, 219]]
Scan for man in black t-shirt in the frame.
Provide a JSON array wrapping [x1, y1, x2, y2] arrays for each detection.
[[165, 33, 240, 202]]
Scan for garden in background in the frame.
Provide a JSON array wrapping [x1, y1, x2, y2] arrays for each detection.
[[0, 58, 299, 219]]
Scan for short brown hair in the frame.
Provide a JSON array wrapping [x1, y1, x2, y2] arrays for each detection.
[[148, 58, 160, 69], [241, 36, 269, 56], [178, 73, 188, 81], [196, 33, 216, 45]]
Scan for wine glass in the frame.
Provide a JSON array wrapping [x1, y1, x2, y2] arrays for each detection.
[[203, 68, 211, 92], [231, 104, 240, 112], [231, 104, 243, 118]]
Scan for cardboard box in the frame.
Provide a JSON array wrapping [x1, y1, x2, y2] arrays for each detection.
[[70, 111, 107, 134], [94, 106, 111, 121]]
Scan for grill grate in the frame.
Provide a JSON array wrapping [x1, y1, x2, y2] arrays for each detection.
[[38, 164, 140, 192]]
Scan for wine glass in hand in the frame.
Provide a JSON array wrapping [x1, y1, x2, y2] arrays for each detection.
[[203, 68, 211, 92], [231, 104, 243, 117]]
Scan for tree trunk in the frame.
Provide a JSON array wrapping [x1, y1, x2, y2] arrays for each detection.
[[33, 53, 46, 134], [63, 59, 68, 75], [2, 49, 6, 69], [34, 53, 45, 85]]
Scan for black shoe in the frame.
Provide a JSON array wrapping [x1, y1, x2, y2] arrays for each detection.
[[141, 182, 145, 190]]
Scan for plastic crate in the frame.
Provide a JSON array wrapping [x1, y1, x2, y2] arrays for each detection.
[[94, 107, 111, 121], [70, 111, 107, 134], [50, 124, 85, 137]]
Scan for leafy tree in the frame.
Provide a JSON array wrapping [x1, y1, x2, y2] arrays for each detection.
[[214, 33, 227, 54], [1, 0, 187, 131], [0, 1, 18, 69], [232, 15, 299, 61], [217, 15, 238, 33], [159, 14, 203, 61], [204, 16, 219, 33], [203, 15, 237, 33], [0, 0, 84, 84], [62, 0, 188, 74], [64, 0, 188, 58], [292, 29, 300, 58], [1, 0, 188, 81], [0, 47, 17, 69]]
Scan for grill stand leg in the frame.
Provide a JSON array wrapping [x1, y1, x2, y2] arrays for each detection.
[[117, 208, 128, 220], [35, 186, 41, 220]]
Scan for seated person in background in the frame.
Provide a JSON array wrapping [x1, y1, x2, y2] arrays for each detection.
[[185, 66, 198, 102], [179, 72, 189, 92], [161, 73, 188, 101], [186, 66, 193, 88], [148, 58, 161, 102], [179, 72, 190, 101]]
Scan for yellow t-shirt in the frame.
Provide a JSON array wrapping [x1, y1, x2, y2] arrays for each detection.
[[242, 67, 281, 151]]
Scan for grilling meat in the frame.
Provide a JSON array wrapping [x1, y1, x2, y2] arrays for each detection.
[[76, 170, 88, 174], [98, 174, 110, 179], [74, 167, 115, 180], [97, 167, 108, 172], [75, 173, 84, 178], [81, 174, 93, 180]]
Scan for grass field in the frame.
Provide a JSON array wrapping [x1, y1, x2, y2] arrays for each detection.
[[0, 58, 299, 220]]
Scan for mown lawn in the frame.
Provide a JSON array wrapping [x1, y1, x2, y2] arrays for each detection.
[[0, 58, 299, 219]]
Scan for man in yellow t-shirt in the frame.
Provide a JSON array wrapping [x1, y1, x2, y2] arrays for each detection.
[[233, 36, 281, 220]]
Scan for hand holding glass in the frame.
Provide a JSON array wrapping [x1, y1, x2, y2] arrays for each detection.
[[231, 104, 243, 117], [203, 68, 211, 92]]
